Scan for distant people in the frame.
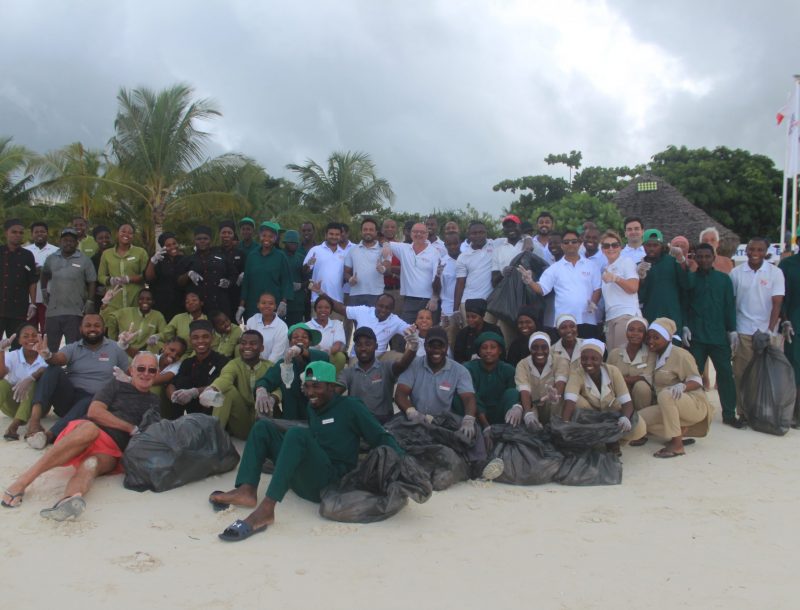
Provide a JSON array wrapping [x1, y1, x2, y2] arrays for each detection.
[[380, 218, 403, 317], [24, 221, 59, 333], [219, 220, 245, 320], [89, 226, 113, 313], [0, 219, 37, 340]]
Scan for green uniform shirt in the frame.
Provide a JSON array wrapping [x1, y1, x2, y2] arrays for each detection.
[[639, 254, 688, 329], [286, 248, 306, 315], [307, 393, 404, 478], [161, 312, 208, 358], [779, 253, 800, 379], [212, 357, 272, 403], [255, 349, 329, 420], [97, 246, 149, 312], [78, 235, 99, 259], [464, 359, 517, 421], [240, 247, 293, 317], [686, 268, 736, 345], [213, 325, 243, 358], [107, 307, 167, 352]]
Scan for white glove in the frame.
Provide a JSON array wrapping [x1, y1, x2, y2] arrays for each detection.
[[682, 326, 692, 347], [586, 300, 598, 314], [218, 278, 231, 289], [669, 246, 686, 263], [459, 414, 476, 441], [516, 265, 534, 285], [306, 254, 317, 268], [199, 387, 224, 408], [668, 383, 686, 400], [601, 270, 619, 284], [380, 244, 391, 260], [129, 426, 140, 436], [285, 345, 302, 363], [636, 261, 651, 279], [26, 303, 37, 319], [187, 270, 204, 285], [116, 323, 139, 350], [449, 311, 463, 328], [436, 261, 445, 278], [292, 282, 302, 291], [524, 410, 543, 431], [728, 331, 739, 353], [545, 384, 561, 404], [235, 306, 245, 324], [146, 334, 160, 346], [782, 321, 795, 344], [505, 403, 523, 426], [112, 366, 132, 383], [110, 275, 130, 286], [617, 415, 632, 432], [102, 285, 121, 305], [0, 334, 17, 351], [171, 388, 199, 405], [404, 329, 420, 352], [255, 387, 275, 416], [276, 301, 287, 318], [11, 376, 34, 403], [404, 407, 427, 423], [236, 272, 244, 287], [150, 246, 166, 265], [348, 274, 358, 286]]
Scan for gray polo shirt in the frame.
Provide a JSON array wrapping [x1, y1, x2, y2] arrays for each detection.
[[338, 359, 397, 422], [59, 338, 130, 394], [397, 356, 474, 416], [42, 250, 97, 316]]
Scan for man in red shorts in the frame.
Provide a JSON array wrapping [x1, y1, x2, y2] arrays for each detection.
[[1, 352, 160, 520]]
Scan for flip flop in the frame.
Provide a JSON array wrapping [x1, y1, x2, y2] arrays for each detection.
[[653, 448, 685, 459], [3, 432, 19, 441], [629, 436, 648, 447], [209, 490, 230, 512], [40, 496, 86, 521], [218, 519, 267, 542], [1, 489, 24, 508], [681, 438, 696, 446]]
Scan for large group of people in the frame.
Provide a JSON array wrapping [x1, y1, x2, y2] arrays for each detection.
[[1, 212, 798, 541]]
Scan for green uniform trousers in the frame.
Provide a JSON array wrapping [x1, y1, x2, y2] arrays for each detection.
[[0, 379, 35, 422], [452, 388, 520, 425], [689, 341, 736, 420], [213, 386, 256, 440], [235, 419, 337, 503]]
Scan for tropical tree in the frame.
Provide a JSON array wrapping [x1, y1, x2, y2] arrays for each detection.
[[287, 151, 395, 222], [0, 136, 36, 214]]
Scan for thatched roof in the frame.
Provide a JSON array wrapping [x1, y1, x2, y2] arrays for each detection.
[[613, 174, 740, 245]]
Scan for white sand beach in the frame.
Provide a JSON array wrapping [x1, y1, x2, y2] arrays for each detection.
[[2, 393, 798, 610]]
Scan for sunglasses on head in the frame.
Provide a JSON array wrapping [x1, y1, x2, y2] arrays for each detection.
[[601, 242, 621, 249], [135, 366, 158, 375]]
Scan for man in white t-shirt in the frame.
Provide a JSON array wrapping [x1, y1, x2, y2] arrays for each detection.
[[453, 221, 494, 325], [426, 216, 448, 260], [385, 222, 441, 324], [533, 212, 555, 265], [344, 218, 384, 308], [730, 237, 785, 421], [302, 222, 346, 304], [438, 233, 462, 346], [521, 228, 602, 338], [620, 216, 645, 264], [24, 221, 59, 333]]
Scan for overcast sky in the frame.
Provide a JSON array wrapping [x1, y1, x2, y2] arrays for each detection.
[[1, 0, 798, 215]]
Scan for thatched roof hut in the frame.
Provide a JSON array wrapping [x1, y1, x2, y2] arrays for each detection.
[[613, 174, 740, 248]]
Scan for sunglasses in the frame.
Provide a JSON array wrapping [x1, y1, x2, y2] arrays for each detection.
[[135, 366, 158, 375], [601, 242, 621, 249], [562, 239, 579, 245]]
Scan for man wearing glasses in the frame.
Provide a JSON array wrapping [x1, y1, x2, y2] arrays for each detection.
[[1, 352, 161, 519]]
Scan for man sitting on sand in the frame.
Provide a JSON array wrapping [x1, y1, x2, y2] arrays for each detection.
[[209, 361, 404, 542], [1, 352, 160, 520]]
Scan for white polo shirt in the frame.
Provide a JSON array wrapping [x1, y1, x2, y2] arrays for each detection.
[[456, 242, 494, 300], [582, 250, 608, 273], [429, 237, 448, 260], [601, 256, 640, 320], [533, 238, 555, 264], [303, 243, 346, 303], [2, 349, 47, 385], [344, 241, 384, 297], [346, 305, 409, 356], [537, 257, 601, 324], [620, 244, 645, 264], [730, 261, 785, 334], [389, 242, 441, 299], [25, 242, 59, 303], [245, 313, 289, 362], [491, 238, 524, 272], [439, 256, 459, 316], [307, 317, 346, 352]]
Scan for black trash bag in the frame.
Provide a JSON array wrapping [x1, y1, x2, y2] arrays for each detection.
[[486, 250, 549, 324], [554, 450, 622, 486], [123, 413, 240, 492], [740, 331, 797, 436], [404, 445, 469, 490], [487, 424, 563, 485], [385, 412, 474, 457], [549, 411, 625, 451], [319, 446, 433, 523]]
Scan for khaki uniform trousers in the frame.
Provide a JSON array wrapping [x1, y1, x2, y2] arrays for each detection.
[[639, 388, 707, 440]]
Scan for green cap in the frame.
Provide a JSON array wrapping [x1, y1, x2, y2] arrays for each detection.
[[283, 229, 300, 244], [287, 322, 322, 346], [473, 331, 506, 351], [643, 228, 663, 243], [303, 361, 344, 387], [239, 217, 256, 227], [260, 221, 281, 235]]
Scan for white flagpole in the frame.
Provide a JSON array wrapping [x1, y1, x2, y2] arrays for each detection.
[[781, 114, 790, 252], [792, 76, 800, 249]]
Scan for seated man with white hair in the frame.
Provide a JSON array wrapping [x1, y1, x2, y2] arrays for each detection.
[[1, 352, 161, 519], [699, 226, 734, 274]]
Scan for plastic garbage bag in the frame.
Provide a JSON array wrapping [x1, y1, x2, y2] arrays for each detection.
[[548, 411, 626, 450], [486, 425, 563, 485], [740, 331, 797, 436], [486, 250, 549, 324], [554, 451, 622, 486], [123, 413, 240, 492], [404, 445, 469, 490], [319, 446, 433, 523]]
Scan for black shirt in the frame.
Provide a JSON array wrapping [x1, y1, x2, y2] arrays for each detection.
[[151, 254, 186, 322], [179, 248, 236, 314], [0, 245, 37, 319], [173, 350, 229, 392], [453, 321, 503, 364], [93, 379, 160, 451]]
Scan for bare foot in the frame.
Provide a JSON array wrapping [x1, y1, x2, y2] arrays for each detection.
[[2, 484, 25, 507], [209, 485, 258, 508], [25, 421, 44, 437], [4, 422, 20, 440], [242, 498, 277, 531]]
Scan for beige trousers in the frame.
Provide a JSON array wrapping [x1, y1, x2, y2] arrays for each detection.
[[606, 315, 634, 353], [639, 388, 706, 439]]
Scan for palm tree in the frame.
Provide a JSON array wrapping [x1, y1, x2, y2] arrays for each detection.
[[287, 151, 394, 221], [0, 136, 36, 213]]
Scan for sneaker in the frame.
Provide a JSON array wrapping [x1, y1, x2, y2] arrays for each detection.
[[40, 496, 86, 521], [26, 431, 47, 450], [722, 416, 745, 429], [480, 458, 505, 481]]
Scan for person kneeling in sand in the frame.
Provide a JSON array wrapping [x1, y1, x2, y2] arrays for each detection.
[[210, 361, 404, 542], [1, 352, 160, 519]]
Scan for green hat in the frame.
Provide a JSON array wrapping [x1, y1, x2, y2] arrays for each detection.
[[287, 322, 322, 346], [283, 229, 300, 244], [473, 331, 506, 352], [643, 228, 663, 243], [303, 361, 344, 387], [239, 217, 256, 227], [259, 221, 281, 235]]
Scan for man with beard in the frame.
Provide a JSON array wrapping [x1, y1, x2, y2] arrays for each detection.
[[533, 212, 556, 264], [344, 218, 385, 308], [178, 226, 237, 316], [24, 221, 59, 333], [23, 314, 130, 449]]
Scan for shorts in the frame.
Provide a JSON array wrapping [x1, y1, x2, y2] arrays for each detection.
[[55, 419, 124, 473]]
